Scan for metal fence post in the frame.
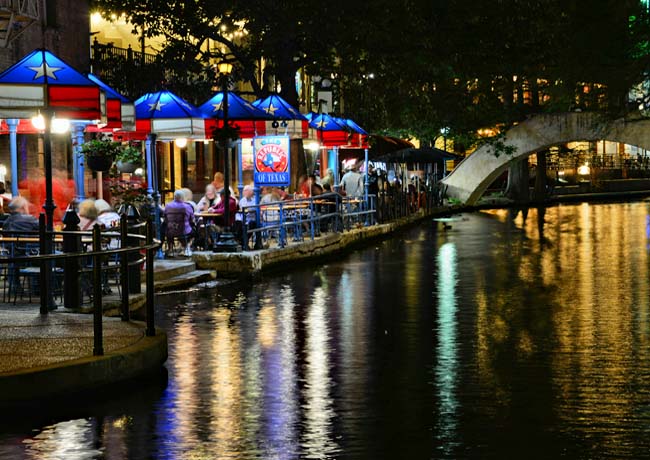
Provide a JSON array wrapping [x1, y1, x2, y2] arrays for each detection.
[[145, 219, 155, 337], [63, 207, 80, 310], [38, 214, 51, 314], [92, 224, 104, 356], [120, 214, 130, 321]]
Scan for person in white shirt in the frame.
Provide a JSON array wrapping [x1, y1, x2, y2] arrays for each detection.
[[235, 185, 262, 250], [339, 165, 364, 197]]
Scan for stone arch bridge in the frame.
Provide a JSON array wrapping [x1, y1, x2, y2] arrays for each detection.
[[440, 112, 650, 205]]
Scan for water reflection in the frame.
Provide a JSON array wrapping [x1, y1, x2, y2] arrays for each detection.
[[435, 243, 459, 456], [4, 202, 650, 459]]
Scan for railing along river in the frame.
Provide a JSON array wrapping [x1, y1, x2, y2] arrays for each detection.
[[0, 215, 161, 356]]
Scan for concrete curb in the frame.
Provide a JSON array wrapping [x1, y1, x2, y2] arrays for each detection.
[[0, 326, 167, 404]]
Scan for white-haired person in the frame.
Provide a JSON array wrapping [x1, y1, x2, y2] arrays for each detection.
[[78, 198, 98, 231], [234, 184, 262, 250], [180, 187, 198, 213], [163, 189, 195, 257], [95, 199, 121, 229]]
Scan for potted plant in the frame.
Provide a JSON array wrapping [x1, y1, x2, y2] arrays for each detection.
[[211, 121, 241, 148], [115, 144, 143, 173], [81, 137, 121, 172]]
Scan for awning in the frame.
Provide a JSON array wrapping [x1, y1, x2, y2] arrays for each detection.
[[373, 146, 463, 163]]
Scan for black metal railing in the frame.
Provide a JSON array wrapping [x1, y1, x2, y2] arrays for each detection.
[[0, 216, 160, 356], [90, 39, 164, 99]]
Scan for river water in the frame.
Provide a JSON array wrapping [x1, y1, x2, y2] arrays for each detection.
[[2, 201, 650, 459]]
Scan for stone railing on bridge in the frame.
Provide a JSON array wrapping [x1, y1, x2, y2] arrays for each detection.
[[441, 112, 650, 205]]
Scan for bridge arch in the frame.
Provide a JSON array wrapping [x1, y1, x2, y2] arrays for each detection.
[[440, 112, 650, 205]]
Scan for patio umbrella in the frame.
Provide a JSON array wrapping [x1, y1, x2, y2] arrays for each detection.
[[252, 94, 308, 138], [86, 73, 135, 132], [133, 90, 205, 141], [0, 48, 103, 228], [199, 91, 271, 138], [128, 90, 205, 247]]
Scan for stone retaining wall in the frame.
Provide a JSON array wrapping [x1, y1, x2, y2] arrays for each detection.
[[193, 210, 441, 278]]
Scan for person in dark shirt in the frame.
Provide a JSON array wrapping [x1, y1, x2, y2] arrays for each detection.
[[3, 196, 39, 233]]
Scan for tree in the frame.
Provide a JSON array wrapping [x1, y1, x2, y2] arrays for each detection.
[[90, 0, 650, 147]]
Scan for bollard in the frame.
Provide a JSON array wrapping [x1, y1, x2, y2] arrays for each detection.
[[145, 219, 155, 337], [92, 224, 104, 356], [120, 214, 130, 321], [62, 206, 81, 309]]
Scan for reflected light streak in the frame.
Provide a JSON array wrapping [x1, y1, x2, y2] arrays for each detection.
[[210, 308, 243, 457], [23, 419, 102, 460], [302, 286, 339, 457], [170, 317, 198, 453], [261, 286, 299, 459], [435, 243, 459, 453]]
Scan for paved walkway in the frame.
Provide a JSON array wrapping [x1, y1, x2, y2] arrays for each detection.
[[0, 308, 145, 375]]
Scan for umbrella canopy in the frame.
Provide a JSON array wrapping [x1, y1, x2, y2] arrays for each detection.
[[86, 73, 135, 131], [200, 91, 271, 138], [253, 94, 308, 139], [344, 118, 368, 135], [130, 90, 205, 140], [309, 113, 349, 146], [0, 48, 103, 120], [200, 91, 270, 120], [253, 94, 306, 120]]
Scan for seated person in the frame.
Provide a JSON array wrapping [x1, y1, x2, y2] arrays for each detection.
[[181, 187, 198, 213], [163, 189, 195, 256], [78, 198, 98, 231], [234, 185, 262, 250], [3, 196, 39, 233], [209, 188, 238, 229], [95, 199, 121, 229], [195, 184, 220, 248], [197, 184, 219, 212]]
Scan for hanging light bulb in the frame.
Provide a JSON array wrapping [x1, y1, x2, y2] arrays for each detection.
[[175, 138, 188, 148], [51, 117, 70, 134], [31, 113, 45, 131]]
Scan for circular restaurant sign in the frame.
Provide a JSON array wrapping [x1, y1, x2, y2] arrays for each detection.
[[255, 142, 288, 173]]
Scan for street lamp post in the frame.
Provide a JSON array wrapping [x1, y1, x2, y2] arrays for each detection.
[[213, 61, 240, 253]]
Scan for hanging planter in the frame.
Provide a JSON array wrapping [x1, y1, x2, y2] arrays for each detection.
[[116, 160, 138, 173], [115, 144, 143, 173], [86, 155, 114, 172], [81, 138, 121, 172], [211, 122, 241, 149]]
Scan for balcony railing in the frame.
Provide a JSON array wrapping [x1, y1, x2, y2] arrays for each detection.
[[91, 39, 164, 99]]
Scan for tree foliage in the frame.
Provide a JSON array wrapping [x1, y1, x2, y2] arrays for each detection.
[[90, 0, 650, 149]]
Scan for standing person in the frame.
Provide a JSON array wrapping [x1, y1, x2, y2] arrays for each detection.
[[212, 172, 225, 193], [367, 164, 379, 196], [309, 173, 323, 197], [321, 168, 335, 189], [297, 174, 310, 197], [3, 196, 39, 233], [339, 165, 364, 197], [163, 189, 195, 257], [0, 181, 12, 214]]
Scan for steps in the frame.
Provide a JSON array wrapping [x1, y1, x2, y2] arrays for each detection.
[[78, 258, 216, 316], [148, 259, 216, 291]]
